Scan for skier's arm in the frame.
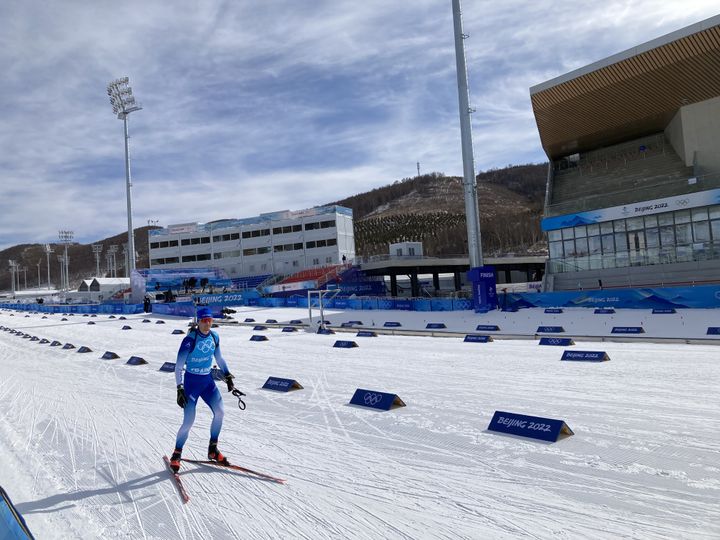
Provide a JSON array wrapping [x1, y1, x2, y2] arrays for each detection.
[[175, 336, 194, 386], [213, 334, 230, 375]]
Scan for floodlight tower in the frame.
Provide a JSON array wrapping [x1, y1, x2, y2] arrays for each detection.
[[451, 0, 483, 268], [92, 244, 103, 277], [44, 244, 54, 289], [107, 76, 142, 277], [8, 260, 17, 297], [108, 245, 119, 277], [58, 230, 73, 290]]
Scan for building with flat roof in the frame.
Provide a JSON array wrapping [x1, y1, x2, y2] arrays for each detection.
[[148, 205, 355, 278], [531, 15, 720, 291]]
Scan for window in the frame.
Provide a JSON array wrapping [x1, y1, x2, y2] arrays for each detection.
[[321, 220, 336, 229], [675, 210, 690, 224], [601, 234, 614, 253], [408, 247, 416, 255], [658, 212, 674, 226], [312, 258, 320, 265], [588, 236, 601, 255], [305, 222, 319, 230], [692, 208, 708, 222], [213, 235, 221, 242], [150, 242, 160, 249], [613, 219, 626, 232], [693, 221, 710, 242], [196, 253, 211, 261], [549, 241, 563, 259], [327, 238, 337, 246], [182, 255, 197, 262], [169, 240, 178, 247], [586, 224, 600, 236], [243, 248, 256, 256], [574, 238, 588, 256], [292, 260, 299, 267], [561, 228, 574, 240], [600, 222, 613, 235], [306, 241, 316, 249], [294, 243, 303, 250], [326, 256, 333, 263], [675, 223, 692, 244], [626, 217, 644, 231], [181, 239, 191, 246], [548, 230, 562, 242], [660, 226, 675, 246], [214, 253, 222, 259], [645, 228, 659, 248], [574, 225, 587, 238]]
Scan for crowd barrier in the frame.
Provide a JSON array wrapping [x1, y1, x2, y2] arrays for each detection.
[[0, 303, 143, 315]]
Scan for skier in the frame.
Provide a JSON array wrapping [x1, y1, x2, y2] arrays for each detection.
[[169, 306, 236, 472]]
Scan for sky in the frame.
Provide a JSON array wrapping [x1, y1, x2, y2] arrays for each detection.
[[0, 306, 718, 538], [0, 1, 718, 250]]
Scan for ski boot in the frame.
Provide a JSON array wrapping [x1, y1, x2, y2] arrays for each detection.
[[169, 448, 182, 473], [208, 440, 229, 466]]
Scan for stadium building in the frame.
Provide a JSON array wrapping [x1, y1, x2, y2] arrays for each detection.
[[531, 15, 720, 291], [148, 206, 355, 279]]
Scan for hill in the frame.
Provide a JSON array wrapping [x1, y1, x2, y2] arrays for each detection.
[[332, 163, 547, 257]]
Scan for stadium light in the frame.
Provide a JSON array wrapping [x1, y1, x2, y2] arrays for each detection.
[[92, 244, 103, 277], [451, 0, 483, 267], [58, 230, 73, 291], [107, 76, 142, 278], [44, 244, 54, 290]]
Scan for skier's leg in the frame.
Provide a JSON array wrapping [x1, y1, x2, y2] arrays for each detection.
[[201, 385, 225, 442], [201, 385, 227, 463], [174, 396, 198, 450]]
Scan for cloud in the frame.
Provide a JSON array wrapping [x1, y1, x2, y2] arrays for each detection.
[[0, 0, 717, 249]]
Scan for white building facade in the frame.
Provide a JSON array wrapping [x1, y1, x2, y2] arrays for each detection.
[[148, 206, 355, 278]]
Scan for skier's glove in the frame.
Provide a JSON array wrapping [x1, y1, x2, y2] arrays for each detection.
[[176, 384, 187, 408], [224, 373, 235, 392]]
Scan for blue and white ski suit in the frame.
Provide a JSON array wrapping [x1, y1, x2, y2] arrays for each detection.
[[174, 329, 231, 450]]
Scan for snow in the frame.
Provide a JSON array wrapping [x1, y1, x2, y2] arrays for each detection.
[[0, 306, 719, 539]]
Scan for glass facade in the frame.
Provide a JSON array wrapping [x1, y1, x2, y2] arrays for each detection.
[[548, 205, 720, 273]]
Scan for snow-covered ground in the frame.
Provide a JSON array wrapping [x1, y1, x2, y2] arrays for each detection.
[[0, 306, 718, 539]]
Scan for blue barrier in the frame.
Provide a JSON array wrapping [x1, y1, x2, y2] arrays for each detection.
[[126, 356, 148, 366], [0, 485, 35, 540], [349, 389, 406, 411], [171, 329, 185, 335], [156, 320, 165, 324], [77, 346, 92, 353], [289, 319, 303, 324], [487, 411, 574, 442], [561, 351, 610, 362], [262, 377, 304, 392], [244, 318, 255, 323], [122, 325, 132, 330], [356, 331, 377, 337], [159, 362, 176, 372], [29, 336, 39, 341], [39, 339, 49, 344], [652, 308, 676, 314], [348, 320, 363, 325], [426, 323, 447, 329], [281, 327, 297, 332], [544, 308, 563, 314], [250, 335, 268, 341], [707, 327, 720, 335], [101, 351, 120, 359], [501, 306, 518, 312], [265, 319, 278, 323], [253, 325, 267, 331], [611, 327, 645, 334], [87, 321, 95, 325], [317, 328, 335, 335], [464, 335, 493, 343], [539, 337, 574, 346], [49, 340, 61, 347], [142, 319, 151, 323], [62, 343, 75, 350], [340, 322, 355, 327], [537, 326, 564, 333], [384, 322, 402, 327], [334, 340, 358, 348], [594, 308, 615, 314], [476, 325, 500, 331]]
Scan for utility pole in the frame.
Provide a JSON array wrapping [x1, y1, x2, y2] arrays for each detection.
[[417, 162, 421, 177], [37, 260, 42, 288]]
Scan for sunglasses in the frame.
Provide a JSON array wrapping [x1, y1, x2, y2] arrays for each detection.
[[199, 317, 213, 322]]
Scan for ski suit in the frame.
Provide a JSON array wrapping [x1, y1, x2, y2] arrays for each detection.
[[174, 328, 230, 450]]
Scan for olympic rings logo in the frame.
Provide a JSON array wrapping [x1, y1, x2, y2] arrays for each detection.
[[364, 392, 382, 406], [548, 338, 562, 345], [675, 198, 690, 207], [196, 339, 214, 353]]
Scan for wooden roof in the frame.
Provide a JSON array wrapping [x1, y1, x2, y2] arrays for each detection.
[[530, 16, 720, 159]]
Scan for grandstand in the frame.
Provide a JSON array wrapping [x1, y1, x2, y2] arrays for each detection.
[[531, 15, 720, 291]]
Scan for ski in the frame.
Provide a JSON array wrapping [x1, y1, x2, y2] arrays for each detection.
[[163, 455, 190, 503], [180, 458, 286, 484]]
